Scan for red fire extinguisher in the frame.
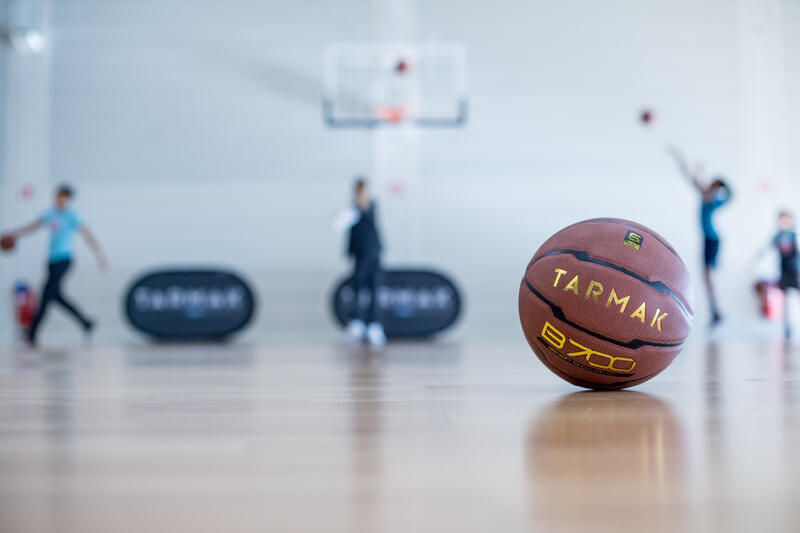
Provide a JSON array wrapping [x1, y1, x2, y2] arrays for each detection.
[[14, 281, 37, 331], [754, 280, 783, 320]]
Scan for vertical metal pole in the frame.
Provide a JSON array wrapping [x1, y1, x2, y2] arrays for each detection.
[[1, 0, 52, 347], [738, 0, 788, 194], [369, 0, 422, 264]]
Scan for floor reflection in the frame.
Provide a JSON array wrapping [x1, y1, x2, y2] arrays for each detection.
[[124, 343, 256, 367], [704, 341, 722, 434], [333, 340, 463, 367], [526, 391, 686, 528], [41, 351, 78, 442], [345, 348, 384, 533], [4, 349, 83, 445], [121, 344, 258, 434], [1, 340, 799, 532]]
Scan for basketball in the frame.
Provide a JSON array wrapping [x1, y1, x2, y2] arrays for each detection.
[[0, 234, 15, 252], [519, 218, 693, 390]]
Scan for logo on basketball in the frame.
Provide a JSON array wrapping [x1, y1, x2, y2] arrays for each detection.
[[538, 321, 636, 376], [623, 230, 643, 250], [552, 267, 669, 331]]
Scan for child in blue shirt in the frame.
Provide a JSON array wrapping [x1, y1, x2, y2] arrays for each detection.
[[669, 146, 731, 327], [2, 185, 107, 345], [773, 211, 799, 339]]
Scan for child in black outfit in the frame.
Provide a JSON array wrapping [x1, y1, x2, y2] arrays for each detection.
[[773, 211, 799, 339], [336, 178, 386, 347]]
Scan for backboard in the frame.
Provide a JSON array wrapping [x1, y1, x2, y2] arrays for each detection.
[[322, 42, 468, 128]]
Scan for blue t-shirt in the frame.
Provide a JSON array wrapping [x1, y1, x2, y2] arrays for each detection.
[[773, 230, 798, 258], [700, 197, 727, 240], [40, 208, 83, 262], [774, 230, 799, 273]]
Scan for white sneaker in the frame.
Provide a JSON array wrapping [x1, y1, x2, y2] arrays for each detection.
[[344, 320, 366, 344], [366, 322, 386, 348]]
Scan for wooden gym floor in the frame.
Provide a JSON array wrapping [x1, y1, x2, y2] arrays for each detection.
[[0, 338, 798, 533]]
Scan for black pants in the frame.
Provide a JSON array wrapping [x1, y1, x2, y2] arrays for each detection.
[[704, 238, 720, 268], [780, 259, 800, 290], [351, 254, 381, 323], [28, 259, 92, 342]]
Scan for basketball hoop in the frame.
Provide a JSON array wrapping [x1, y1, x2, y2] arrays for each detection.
[[322, 42, 468, 128]]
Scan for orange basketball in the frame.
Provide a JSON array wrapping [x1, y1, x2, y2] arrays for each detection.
[[0, 234, 15, 252], [519, 218, 693, 390]]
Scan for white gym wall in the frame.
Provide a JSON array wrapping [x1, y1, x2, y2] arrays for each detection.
[[1, 0, 799, 346]]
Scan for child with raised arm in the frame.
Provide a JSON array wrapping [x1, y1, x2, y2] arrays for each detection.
[[668, 146, 731, 327]]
